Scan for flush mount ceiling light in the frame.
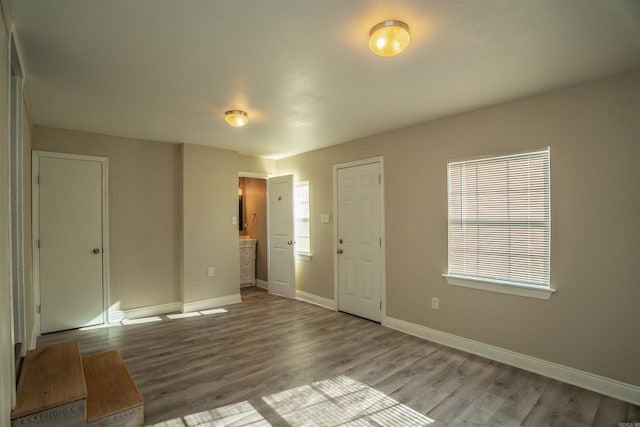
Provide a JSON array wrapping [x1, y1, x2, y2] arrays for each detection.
[[369, 20, 410, 57], [224, 110, 249, 127]]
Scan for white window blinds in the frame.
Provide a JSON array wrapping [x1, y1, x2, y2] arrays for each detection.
[[447, 148, 550, 287], [294, 181, 310, 255]]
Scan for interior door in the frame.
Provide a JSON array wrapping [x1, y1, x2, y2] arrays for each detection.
[[268, 175, 295, 298], [337, 162, 382, 322], [37, 154, 105, 333]]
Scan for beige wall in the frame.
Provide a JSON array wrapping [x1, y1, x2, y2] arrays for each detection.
[[30, 130, 244, 312], [32, 127, 181, 310], [238, 154, 276, 176], [0, 2, 13, 422], [182, 144, 240, 302], [277, 69, 640, 387], [243, 177, 268, 281]]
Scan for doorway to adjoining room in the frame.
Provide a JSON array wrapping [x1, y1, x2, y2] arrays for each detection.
[[238, 177, 268, 291]]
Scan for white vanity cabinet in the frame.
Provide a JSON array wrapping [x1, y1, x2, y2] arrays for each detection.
[[239, 238, 256, 286]]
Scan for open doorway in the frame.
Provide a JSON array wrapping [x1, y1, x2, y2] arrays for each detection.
[[238, 177, 268, 289]]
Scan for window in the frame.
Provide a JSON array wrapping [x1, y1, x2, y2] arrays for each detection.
[[443, 148, 554, 299], [294, 180, 311, 260]]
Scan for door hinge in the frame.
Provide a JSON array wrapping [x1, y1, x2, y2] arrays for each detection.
[[37, 175, 40, 184], [37, 239, 40, 249], [379, 237, 382, 247], [380, 301, 382, 310], [378, 174, 381, 184], [37, 305, 41, 314]]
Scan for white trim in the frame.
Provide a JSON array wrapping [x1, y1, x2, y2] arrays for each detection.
[[29, 322, 37, 350], [110, 294, 243, 322], [296, 290, 337, 311], [239, 171, 272, 179], [333, 157, 386, 322], [182, 294, 241, 312], [269, 283, 294, 299], [256, 279, 268, 290], [30, 153, 39, 339], [295, 253, 312, 261], [443, 274, 556, 300], [383, 316, 640, 406], [10, 72, 25, 352], [109, 302, 182, 323], [32, 151, 110, 331], [8, 30, 26, 387]]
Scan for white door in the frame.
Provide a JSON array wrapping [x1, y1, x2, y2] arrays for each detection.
[[268, 175, 295, 298], [337, 162, 382, 322], [36, 153, 106, 333]]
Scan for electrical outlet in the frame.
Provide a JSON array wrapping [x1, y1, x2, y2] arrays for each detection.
[[207, 267, 214, 277], [431, 297, 439, 310]]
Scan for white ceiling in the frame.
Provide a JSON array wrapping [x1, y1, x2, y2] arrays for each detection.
[[10, 0, 640, 159]]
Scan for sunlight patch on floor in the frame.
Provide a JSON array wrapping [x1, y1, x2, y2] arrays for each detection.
[[79, 322, 122, 331], [149, 400, 269, 427], [79, 308, 228, 330], [150, 375, 434, 426], [122, 316, 163, 325], [166, 312, 202, 320], [200, 308, 228, 315], [262, 376, 434, 426]]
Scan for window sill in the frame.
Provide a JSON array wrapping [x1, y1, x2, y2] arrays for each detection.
[[295, 253, 312, 261], [442, 274, 555, 300]]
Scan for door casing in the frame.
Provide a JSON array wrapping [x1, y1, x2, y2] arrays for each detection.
[[32, 151, 110, 335], [333, 157, 386, 321]]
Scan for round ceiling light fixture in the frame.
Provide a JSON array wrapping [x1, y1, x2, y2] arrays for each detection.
[[224, 110, 249, 127], [369, 20, 410, 57]]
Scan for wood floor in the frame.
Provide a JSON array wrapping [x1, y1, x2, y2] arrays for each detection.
[[38, 287, 639, 426]]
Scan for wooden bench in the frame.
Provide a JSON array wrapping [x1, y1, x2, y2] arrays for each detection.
[[82, 351, 144, 427], [10, 342, 143, 427]]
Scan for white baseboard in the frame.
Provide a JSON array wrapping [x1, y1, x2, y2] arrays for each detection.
[[256, 279, 268, 290], [296, 290, 337, 311], [109, 294, 242, 322], [383, 316, 640, 406], [29, 322, 38, 350], [182, 294, 242, 312], [109, 301, 182, 322]]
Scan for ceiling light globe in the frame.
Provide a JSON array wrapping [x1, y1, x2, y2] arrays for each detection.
[[369, 20, 410, 57], [225, 110, 249, 127]]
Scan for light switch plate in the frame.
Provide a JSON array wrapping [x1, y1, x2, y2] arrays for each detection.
[[232, 216, 237, 225], [320, 213, 330, 224]]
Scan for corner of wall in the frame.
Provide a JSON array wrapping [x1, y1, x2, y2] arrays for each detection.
[[178, 143, 185, 303], [0, 0, 15, 422]]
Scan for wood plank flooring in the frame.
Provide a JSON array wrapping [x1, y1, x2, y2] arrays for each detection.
[[38, 287, 640, 426]]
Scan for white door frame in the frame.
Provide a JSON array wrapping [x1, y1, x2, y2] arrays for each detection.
[[32, 151, 110, 334], [333, 157, 386, 321], [8, 28, 25, 408]]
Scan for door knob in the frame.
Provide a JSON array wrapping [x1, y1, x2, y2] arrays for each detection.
[[92, 248, 101, 254], [337, 249, 343, 254], [287, 240, 293, 245]]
